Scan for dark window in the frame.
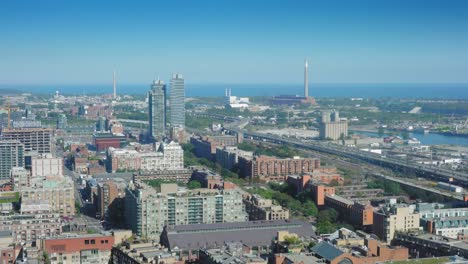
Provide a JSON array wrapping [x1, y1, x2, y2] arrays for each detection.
[[105, 240, 108, 243], [85, 240, 89, 245], [101, 240, 104, 244], [91, 239, 95, 244]]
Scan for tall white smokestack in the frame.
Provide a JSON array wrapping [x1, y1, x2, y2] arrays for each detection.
[[113, 70, 117, 99], [304, 60, 309, 98]]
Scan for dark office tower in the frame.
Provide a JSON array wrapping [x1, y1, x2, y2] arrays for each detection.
[[96, 116, 107, 132], [0, 140, 24, 180], [170, 73, 185, 128], [148, 79, 167, 139]]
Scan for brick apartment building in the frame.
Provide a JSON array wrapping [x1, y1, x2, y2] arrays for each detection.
[[287, 171, 343, 193], [238, 155, 320, 181], [190, 134, 243, 161], [95, 181, 125, 219], [311, 184, 374, 229]]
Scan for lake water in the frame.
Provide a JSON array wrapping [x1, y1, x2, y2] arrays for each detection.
[[353, 130, 468, 147], [2, 83, 468, 99]]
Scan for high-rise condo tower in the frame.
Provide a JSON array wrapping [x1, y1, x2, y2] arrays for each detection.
[[148, 79, 167, 139], [170, 73, 185, 128]]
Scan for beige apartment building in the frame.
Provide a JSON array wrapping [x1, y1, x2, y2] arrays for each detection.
[[20, 175, 75, 216], [373, 203, 420, 242]]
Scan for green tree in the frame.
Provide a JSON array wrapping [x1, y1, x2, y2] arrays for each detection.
[[75, 201, 81, 214], [303, 201, 318, 217], [187, 180, 202, 189], [316, 221, 336, 234], [283, 236, 301, 245], [328, 179, 341, 187]]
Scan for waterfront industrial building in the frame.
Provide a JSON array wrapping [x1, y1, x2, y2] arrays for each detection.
[[319, 110, 348, 140]]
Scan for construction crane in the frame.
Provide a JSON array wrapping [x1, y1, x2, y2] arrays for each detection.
[[1, 101, 19, 128]]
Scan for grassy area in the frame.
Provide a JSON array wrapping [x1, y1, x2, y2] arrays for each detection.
[[0, 192, 20, 204], [143, 179, 185, 190], [389, 257, 450, 264]]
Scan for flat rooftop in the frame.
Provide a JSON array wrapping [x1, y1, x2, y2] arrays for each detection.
[[163, 220, 315, 249]]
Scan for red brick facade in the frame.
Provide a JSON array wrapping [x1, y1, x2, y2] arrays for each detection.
[[239, 155, 320, 181], [43, 235, 114, 254]]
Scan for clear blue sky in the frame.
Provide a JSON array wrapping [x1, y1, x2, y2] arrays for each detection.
[[1, 0, 467, 85]]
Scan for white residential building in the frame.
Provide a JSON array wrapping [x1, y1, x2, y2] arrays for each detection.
[[107, 141, 184, 172]]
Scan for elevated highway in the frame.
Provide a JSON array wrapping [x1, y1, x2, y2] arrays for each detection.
[[241, 131, 468, 187], [187, 111, 468, 187]]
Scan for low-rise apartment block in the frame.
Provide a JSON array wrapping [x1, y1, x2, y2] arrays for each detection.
[[419, 207, 468, 239], [310, 184, 374, 228], [199, 242, 267, 264], [287, 171, 343, 193], [106, 141, 183, 173], [190, 167, 238, 190], [243, 194, 289, 221], [238, 155, 320, 181], [190, 134, 243, 161], [111, 242, 181, 264], [215, 146, 253, 170], [40, 233, 115, 264], [325, 194, 374, 229], [0, 212, 63, 243]]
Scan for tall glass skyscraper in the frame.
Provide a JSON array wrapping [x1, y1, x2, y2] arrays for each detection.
[[170, 73, 185, 128], [148, 79, 167, 139]]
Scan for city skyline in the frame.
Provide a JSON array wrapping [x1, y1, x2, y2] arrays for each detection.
[[1, 0, 468, 85]]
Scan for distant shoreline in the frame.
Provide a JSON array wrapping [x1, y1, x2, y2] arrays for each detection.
[[1, 83, 467, 99]]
